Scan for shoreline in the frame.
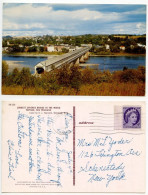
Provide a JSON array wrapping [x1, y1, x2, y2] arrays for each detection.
[[2, 52, 60, 57], [2, 52, 145, 58], [89, 53, 146, 57], [3, 54, 58, 57]]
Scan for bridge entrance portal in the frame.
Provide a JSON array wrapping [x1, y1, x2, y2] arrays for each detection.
[[36, 67, 44, 74]]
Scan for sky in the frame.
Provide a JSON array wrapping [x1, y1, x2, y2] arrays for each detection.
[[2, 3, 146, 37]]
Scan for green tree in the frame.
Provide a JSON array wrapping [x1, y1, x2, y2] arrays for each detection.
[[11, 68, 20, 85], [2, 61, 8, 84], [70, 65, 82, 91], [19, 68, 32, 87], [39, 46, 44, 52], [57, 64, 71, 86], [28, 46, 37, 52], [62, 48, 69, 53]]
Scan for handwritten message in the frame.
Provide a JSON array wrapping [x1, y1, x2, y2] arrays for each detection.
[[7, 110, 73, 187]]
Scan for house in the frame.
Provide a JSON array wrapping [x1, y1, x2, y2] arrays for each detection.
[[47, 46, 55, 52], [119, 46, 125, 51], [54, 45, 65, 52], [2, 47, 8, 51], [137, 43, 146, 49], [69, 46, 76, 52], [81, 44, 92, 48], [95, 45, 103, 49], [19, 44, 24, 47], [76, 46, 81, 50], [105, 44, 110, 50]]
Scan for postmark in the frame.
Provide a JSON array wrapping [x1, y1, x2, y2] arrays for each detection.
[[52, 112, 73, 135], [123, 107, 141, 128]]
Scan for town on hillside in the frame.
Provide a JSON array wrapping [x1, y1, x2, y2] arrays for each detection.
[[2, 34, 146, 55]]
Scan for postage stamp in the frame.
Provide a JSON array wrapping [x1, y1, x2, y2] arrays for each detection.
[[123, 107, 141, 128]]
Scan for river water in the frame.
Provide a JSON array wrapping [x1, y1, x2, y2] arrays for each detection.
[[2, 55, 145, 74], [85, 56, 145, 71]]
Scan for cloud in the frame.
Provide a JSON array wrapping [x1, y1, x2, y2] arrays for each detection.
[[3, 3, 146, 36], [112, 22, 146, 34]]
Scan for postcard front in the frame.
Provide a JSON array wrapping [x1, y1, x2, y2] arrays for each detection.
[[2, 101, 146, 192], [2, 3, 146, 96]]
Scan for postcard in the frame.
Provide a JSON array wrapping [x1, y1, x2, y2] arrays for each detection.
[[2, 101, 146, 192], [2, 3, 146, 96]]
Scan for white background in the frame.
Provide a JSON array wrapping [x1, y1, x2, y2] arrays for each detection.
[[0, 0, 147, 194]]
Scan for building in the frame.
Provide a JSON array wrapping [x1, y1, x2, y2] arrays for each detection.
[[137, 43, 146, 49], [47, 46, 55, 52], [119, 46, 125, 51], [2, 47, 8, 51], [105, 44, 110, 50], [69, 46, 76, 52], [54, 45, 65, 52], [81, 44, 92, 48]]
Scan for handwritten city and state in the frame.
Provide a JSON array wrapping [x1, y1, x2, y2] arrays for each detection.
[[2, 102, 145, 192]]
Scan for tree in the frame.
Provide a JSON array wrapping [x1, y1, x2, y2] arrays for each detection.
[[19, 68, 32, 87], [2, 61, 8, 84], [57, 64, 71, 86], [62, 48, 69, 53], [70, 65, 82, 91], [39, 46, 44, 52], [12, 45, 22, 52], [28, 46, 37, 52], [110, 44, 120, 53], [11, 68, 20, 85], [82, 67, 95, 84]]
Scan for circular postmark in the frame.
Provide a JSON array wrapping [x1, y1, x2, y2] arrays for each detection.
[[52, 112, 73, 135], [123, 107, 141, 128]]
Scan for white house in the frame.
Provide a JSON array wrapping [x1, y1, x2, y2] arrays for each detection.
[[137, 43, 146, 49], [69, 46, 76, 52], [47, 46, 55, 52], [2, 47, 8, 51], [120, 46, 125, 51], [105, 44, 110, 50]]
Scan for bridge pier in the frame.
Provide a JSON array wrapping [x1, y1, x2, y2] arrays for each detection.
[[75, 58, 80, 65], [80, 55, 85, 63], [84, 52, 89, 60]]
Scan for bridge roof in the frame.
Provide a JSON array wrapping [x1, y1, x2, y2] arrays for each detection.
[[35, 47, 90, 68]]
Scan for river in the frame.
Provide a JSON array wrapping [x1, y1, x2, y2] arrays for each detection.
[[2, 55, 145, 74]]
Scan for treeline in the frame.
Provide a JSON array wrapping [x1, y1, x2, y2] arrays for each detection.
[[3, 34, 146, 48], [5, 45, 68, 53], [2, 61, 145, 96]]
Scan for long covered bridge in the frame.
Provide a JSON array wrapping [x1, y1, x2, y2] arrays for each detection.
[[35, 47, 90, 74]]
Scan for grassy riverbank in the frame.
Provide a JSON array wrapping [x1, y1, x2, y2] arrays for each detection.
[[89, 52, 146, 57], [3, 51, 146, 57], [2, 51, 63, 56], [2, 61, 145, 96]]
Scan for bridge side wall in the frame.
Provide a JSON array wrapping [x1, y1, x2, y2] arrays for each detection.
[[35, 48, 90, 74]]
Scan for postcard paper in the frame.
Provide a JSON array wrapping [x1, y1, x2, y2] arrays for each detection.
[[2, 101, 146, 192]]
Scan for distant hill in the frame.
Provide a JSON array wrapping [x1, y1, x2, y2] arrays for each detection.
[[3, 36, 13, 39]]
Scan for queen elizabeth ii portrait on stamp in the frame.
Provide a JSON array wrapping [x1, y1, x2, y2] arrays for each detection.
[[123, 107, 141, 128]]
